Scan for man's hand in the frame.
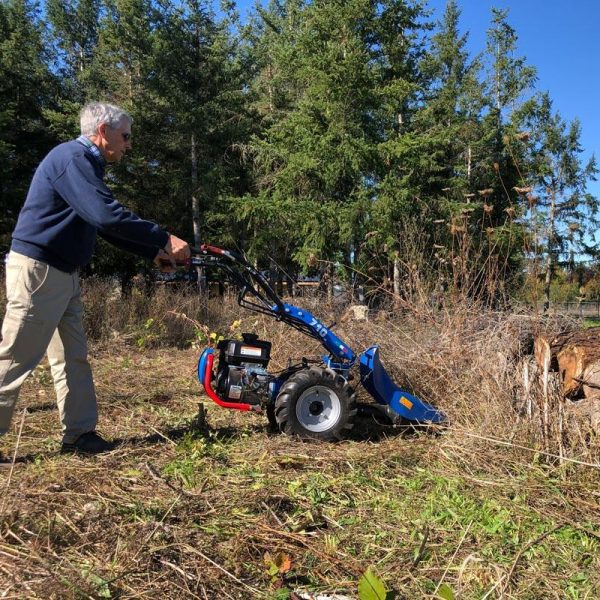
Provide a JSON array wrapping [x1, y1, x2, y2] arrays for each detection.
[[164, 234, 191, 263], [154, 248, 176, 272]]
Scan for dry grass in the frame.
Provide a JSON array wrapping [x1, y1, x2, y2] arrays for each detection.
[[1, 279, 599, 599]]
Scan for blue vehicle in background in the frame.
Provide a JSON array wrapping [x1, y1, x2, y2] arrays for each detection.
[[193, 244, 445, 440]]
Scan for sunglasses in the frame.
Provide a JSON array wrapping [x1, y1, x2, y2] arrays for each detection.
[[121, 132, 132, 142]]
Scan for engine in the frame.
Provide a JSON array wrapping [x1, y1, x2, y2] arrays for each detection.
[[215, 333, 272, 405]]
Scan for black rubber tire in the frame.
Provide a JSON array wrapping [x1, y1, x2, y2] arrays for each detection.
[[266, 402, 278, 431], [274, 367, 356, 441]]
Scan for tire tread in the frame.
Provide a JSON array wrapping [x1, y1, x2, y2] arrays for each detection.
[[274, 367, 356, 441]]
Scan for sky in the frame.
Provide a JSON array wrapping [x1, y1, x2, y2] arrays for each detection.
[[233, 0, 600, 204], [425, 0, 600, 201]]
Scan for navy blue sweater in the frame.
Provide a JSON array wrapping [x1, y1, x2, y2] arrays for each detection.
[[11, 139, 169, 272]]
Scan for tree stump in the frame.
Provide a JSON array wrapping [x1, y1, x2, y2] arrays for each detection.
[[534, 327, 600, 432], [534, 327, 600, 398]]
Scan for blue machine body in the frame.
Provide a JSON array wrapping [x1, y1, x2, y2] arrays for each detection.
[[192, 245, 445, 426], [268, 303, 444, 424], [274, 303, 355, 363]]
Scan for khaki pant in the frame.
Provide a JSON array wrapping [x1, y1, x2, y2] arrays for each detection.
[[0, 252, 97, 443]]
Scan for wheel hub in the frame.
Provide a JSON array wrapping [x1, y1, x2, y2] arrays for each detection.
[[296, 385, 341, 433], [309, 401, 323, 416]]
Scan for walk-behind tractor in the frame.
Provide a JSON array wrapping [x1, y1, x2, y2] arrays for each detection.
[[192, 244, 445, 441]]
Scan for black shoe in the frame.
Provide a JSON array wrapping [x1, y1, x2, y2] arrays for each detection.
[[61, 431, 114, 455]]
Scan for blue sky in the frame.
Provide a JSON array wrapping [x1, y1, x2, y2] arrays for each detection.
[[425, 0, 599, 200], [233, 0, 599, 203]]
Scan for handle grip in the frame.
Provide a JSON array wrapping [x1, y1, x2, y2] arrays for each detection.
[[157, 244, 208, 268]]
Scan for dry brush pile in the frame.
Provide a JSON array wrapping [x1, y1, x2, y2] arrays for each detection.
[[1, 278, 599, 599]]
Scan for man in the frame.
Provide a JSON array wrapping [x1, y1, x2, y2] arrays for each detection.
[[0, 102, 190, 459]]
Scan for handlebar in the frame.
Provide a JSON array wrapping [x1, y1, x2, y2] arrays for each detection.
[[158, 243, 285, 313], [158, 244, 241, 268], [158, 243, 353, 362]]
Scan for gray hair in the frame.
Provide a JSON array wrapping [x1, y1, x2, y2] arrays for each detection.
[[80, 102, 133, 136]]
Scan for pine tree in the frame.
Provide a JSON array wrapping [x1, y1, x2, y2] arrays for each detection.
[[152, 0, 253, 251], [471, 7, 539, 299], [415, 1, 484, 197], [241, 0, 428, 297], [482, 7, 536, 206], [46, 0, 101, 79], [514, 92, 599, 310], [44, 0, 102, 138], [0, 0, 59, 252], [367, 0, 438, 299]]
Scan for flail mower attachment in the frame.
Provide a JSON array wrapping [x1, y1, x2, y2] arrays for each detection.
[[359, 346, 445, 424], [191, 244, 445, 440]]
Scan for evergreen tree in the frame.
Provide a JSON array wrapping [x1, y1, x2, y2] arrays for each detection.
[[234, 0, 306, 282], [152, 0, 253, 251], [469, 7, 539, 298], [361, 0, 430, 299], [515, 92, 598, 310], [44, 0, 102, 139], [241, 0, 428, 297], [415, 0, 484, 198], [0, 0, 59, 252], [46, 0, 101, 80], [482, 7, 536, 206]]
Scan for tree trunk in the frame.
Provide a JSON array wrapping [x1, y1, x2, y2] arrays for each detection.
[[393, 257, 401, 303], [267, 65, 274, 113], [543, 250, 552, 313], [530, 201, 539, 305], [543, 184, 557, 312], [191, 133, 206, 291], [326, 262, 334, 300], [466, 145, 472, 181]]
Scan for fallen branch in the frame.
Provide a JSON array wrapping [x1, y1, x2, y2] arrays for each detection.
[[502, 523, 565, 594]]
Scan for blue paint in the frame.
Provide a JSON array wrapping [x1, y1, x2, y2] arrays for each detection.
[[197, 347, 213, 385], [273, 303, 356, 363]]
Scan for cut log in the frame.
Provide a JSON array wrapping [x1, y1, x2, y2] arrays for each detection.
[[534, 327, 600, 398]]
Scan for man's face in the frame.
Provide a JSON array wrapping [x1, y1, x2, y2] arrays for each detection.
[[96, 119, 132, 163]]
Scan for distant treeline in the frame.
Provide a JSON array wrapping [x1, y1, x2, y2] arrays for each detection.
[[1, 0, 597, 303]]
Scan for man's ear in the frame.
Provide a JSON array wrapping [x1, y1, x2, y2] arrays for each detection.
[[97, 122, 108, 140]]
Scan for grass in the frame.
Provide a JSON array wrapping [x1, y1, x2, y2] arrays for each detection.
[[2, 344, 599, 599], [1, 285, 600, 598], [583, 317, 600, 328]]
